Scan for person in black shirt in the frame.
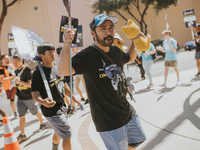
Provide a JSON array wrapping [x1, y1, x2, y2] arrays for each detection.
[[193, 23, 200, 76], [12, 55, 46, 141], [31, 43, 81, 150], [58, 14, 146, 150]]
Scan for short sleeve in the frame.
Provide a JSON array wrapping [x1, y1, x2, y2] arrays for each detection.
[[26, 68, 32, 81], [171, 39, 177, 49], [122, 51, 130, 64], [150, 43, 155, 51], [31, 69, 42, 92], [72, 50, 87, 74], [163, 40, 165, 48]]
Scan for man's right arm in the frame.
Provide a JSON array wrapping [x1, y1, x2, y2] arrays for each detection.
[[58, 29, 76, 76]]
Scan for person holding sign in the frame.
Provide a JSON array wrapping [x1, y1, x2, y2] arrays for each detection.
[[193, 23, 200, 77], [31, 43, 82, 150], [157, 30, 180, 88], [12, 54, 46, 141], [58, 14, 146, 150]]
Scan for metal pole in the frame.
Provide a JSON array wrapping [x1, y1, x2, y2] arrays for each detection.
[[191, 27, 194, 40], [63, 0, 72, 109]]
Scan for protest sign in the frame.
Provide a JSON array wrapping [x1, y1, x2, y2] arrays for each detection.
[[183, 9, 196, 28], [77, 25, 83, 47], [11, 25, 43, 60], [11, 25, 53, 100], [59, 16, 78, 44]]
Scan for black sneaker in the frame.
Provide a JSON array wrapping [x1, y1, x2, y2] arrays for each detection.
[[84, 99, 89, 105], [14, 113, 18, 119], [67, 106, 71, 114], [38, 123, 46, 132], [195, 72, 200, 77], [17, 134, 27, 141], [68, 107, 76, 115], [81, 98, 86, 101]]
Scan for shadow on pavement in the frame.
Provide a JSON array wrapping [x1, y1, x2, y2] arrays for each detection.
[[79, 111, 90, 118], [23, 130, 52, 148], [179, 83, 193, 87], [156, 86, 176, 94], [135, 88, 154, 94], [0, 119, 50, 141], [13, 119, 41, 133], [141, 88, 200, 150], [190, 76, 200, 82]]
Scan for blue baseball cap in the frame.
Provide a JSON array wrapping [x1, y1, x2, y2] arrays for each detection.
[[90, 14, 118, 31]]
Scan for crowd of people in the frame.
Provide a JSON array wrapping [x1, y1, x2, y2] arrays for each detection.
[[0, 13, 199, 150]]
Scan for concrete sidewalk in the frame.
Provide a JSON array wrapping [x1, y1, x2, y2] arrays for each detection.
[[0, 68, 200, 150]]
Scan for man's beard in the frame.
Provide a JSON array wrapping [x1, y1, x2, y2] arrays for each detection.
[[96, 33, 114, 47]]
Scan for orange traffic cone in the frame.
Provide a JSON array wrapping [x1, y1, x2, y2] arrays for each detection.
[[3, 117, 21, 150]]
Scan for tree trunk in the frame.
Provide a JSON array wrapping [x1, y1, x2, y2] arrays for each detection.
[[0, 0, 18, 57]]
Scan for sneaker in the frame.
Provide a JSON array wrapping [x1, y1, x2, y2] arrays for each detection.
[[84, 99, 89, 105], [147, 83, 154, 89], [195, 72, 200, 77], [159, 83, 167, 88], [68, 107, 76, 115], [14, 113, 18, 119], [67, 106, 71, 114], [81, 98, 86, 101], [141, 77, 145, 80], [176, 80, 181, 86], [38, 123, 46, 132], [17, 134, 27, 141]]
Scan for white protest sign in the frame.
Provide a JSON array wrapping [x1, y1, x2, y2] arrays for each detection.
[[183, 9, 196, 28], [11, 25, 53, 100], [11, 25, 43, 60]]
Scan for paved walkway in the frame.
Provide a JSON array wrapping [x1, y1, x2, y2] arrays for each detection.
[[0, 68, 200, 150]]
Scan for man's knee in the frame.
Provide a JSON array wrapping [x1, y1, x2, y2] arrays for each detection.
[[129, 141, 144, 148], [63, 136, 71, 144]]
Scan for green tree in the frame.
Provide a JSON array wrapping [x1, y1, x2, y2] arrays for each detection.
[[0, 0, 19, 57], [88, 0, 178, 35]]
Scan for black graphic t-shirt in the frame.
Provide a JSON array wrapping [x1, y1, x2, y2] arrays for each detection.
[[15, 67, 32, 100], [31, 65, 66, 117], [72, 45, 135, 132], [195, 32, 200, 52]]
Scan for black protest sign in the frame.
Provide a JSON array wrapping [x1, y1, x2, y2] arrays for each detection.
[[183, 9, 196, 28], [59, 16, 78, 44], [77, 25, 83, 47]]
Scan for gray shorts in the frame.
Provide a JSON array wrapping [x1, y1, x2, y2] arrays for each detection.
[[17, 99, 38, 117], [99, 113, 146, 150], [195, 51, 200, 59], [45, 114, 71, 139]]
